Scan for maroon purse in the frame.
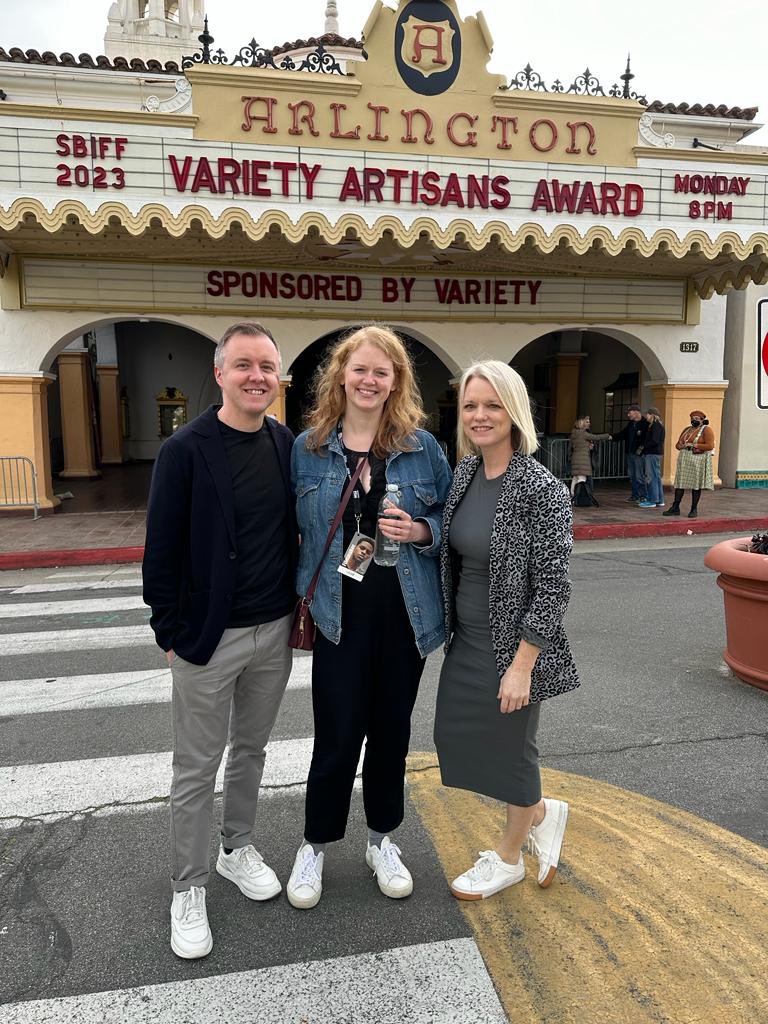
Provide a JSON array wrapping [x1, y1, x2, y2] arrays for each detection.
[[289, 456, 368, 651]]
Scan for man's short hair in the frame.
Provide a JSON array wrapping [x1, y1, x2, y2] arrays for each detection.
[[214, 322, 279, 370], [627, 403, 641, 412]]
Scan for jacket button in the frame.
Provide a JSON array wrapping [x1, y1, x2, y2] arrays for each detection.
[[229, 551, 236, 560], [413, 606, 419, 613], [404, 568, 410, 575]]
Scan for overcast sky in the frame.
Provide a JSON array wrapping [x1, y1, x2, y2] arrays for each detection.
[[3, 1, 767, 145]]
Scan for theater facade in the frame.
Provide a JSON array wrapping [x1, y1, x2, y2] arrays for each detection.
[[1, 0, 767, 511]]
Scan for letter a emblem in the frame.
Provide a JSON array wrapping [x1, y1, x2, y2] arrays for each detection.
[[401, 15, 455, 78]]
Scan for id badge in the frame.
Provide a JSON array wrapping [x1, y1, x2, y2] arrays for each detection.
[[338, 532, 375, 581]]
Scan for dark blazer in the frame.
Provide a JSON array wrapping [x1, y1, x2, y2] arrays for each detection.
[[440, 452, 580, 703], [613, 418, 648, 454], [142, 405, 297, 665]]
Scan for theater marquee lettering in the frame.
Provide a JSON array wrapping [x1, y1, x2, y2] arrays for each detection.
[[239, 95, 600, 159], [10, 129, 762, 227]]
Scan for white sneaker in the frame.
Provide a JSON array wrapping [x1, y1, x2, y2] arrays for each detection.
[[366, 837, 413, 899], [450, 850, 525, 900], [170, 886, 213, 959], [527, 798, 569, 887], [286, 844, 324, 909], [216, 844, 281, 901]]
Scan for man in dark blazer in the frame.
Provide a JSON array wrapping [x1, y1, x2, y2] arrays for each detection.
[[143, 321, 298, 959]]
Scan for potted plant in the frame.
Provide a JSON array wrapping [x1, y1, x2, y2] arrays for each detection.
[[704, 533, 768, 691]]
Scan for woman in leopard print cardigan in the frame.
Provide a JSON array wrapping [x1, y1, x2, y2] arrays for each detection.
[[435, 360, 580, 901]]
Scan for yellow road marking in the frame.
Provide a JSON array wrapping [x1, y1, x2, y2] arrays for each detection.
[[407, 753, 768, 1024]]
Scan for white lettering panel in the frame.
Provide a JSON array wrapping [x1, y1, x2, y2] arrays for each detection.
[[20, 258, 688, 323]]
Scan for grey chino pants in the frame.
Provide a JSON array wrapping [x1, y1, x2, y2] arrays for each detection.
[[169, 614, 293, 892]]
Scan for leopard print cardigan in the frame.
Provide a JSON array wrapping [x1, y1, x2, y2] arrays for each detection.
[[440, 451, 581, 703]]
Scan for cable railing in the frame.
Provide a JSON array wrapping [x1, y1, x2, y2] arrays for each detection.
[[0, 456, 40, 519]]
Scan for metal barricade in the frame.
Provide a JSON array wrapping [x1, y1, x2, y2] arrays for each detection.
[[535, 438, 628, 481], [0, 456, 40, 519]]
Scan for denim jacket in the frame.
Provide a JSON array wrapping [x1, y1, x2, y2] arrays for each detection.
[[292, 427, 453, 656]]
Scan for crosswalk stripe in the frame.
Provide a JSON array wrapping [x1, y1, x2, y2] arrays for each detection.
[[0, 938, 506, 1024], [0, 736, 339, 825], [44, 567, 141, 579], [7, 578, 143, 595], [0, 625, 152, 654], [0, 595, 147, 619], [0, 659, 312, 715]]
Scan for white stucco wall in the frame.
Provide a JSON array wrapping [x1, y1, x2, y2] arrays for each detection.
[[721, 285, 768, 485]]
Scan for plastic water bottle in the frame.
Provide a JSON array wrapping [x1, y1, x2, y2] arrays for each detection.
[[374, 483, 402, 566]]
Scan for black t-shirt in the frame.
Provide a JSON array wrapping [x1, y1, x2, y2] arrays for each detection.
[[218, 419, 295, 628]]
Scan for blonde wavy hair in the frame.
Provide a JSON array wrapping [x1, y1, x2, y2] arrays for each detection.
[[305, 324, 426, 457], [457, 360, 539, 459]]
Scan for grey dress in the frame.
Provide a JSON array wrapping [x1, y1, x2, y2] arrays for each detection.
[[434, 463, 542, 806]]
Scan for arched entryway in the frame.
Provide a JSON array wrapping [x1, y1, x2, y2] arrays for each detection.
[[511, 328, 654, 482], [286, 326, 456, 456], [43, 317, 219, 511]]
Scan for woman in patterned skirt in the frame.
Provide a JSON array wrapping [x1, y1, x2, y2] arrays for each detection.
[[434, 361, 580, 901], [663, 410, 715, 519]]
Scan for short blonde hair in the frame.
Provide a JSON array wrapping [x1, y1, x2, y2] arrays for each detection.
[[305, 324, 426, 458], [457, 361, 539, 459]]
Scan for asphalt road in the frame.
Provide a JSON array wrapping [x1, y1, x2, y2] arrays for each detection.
[[0, 535, 766, 1021]]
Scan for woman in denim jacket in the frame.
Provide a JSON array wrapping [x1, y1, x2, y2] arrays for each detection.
[[287, 325, 452, 909]]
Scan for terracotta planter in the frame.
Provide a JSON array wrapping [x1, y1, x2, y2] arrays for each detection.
[[704, 538, 768, 691]]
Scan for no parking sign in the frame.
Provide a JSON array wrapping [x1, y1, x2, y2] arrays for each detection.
[[760, 299, 768, 409]]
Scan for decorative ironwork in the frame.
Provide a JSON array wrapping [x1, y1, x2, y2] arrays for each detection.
[[503, 55, 646, 105], [567, 68, 605, 97], [503, 63, 548, 92], [182, 17, 344, 74], [609, 55, 647, 105]]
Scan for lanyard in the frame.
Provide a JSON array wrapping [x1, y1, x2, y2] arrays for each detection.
[[338, 422, 370, 534]]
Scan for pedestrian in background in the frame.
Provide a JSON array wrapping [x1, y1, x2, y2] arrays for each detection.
[[569, 415, 610, 506], [287, 324, 452, 910], [435, 361, 579, 901], [663, 410, 715, 518], [611, 403, 648, 503], [638, 408, 666, 509], [143, 322, 297, 960]]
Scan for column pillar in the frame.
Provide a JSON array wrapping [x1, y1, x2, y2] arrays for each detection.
[[649, 382, 728, 487], [0, 374, 60, 511], [57, 350, 100, 478], [97, 365, 123, 464], [550, 353, 587, 434], [267, 376, 292, 424]]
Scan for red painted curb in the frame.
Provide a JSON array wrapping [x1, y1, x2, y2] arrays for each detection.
[[0, 517, 766, 570], [0, 547, 145, 570], [573, 516, 768, 541]]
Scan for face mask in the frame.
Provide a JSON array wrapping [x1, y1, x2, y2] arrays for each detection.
[[691, 419, 701, 427]]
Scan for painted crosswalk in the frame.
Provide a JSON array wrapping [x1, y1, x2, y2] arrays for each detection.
[[0, 595, 147, 619], [0, 564, 498, 1022], [1, 736, 333, 825], [0, 938, 505, 1024], [0, 659, 312, 715]]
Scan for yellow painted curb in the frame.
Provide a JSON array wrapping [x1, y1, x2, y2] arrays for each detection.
[[407, 753, 768, 1024]]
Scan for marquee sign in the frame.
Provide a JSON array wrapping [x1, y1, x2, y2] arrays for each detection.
[[2, 128, 766, 229], [759, 298, 768, 410], [20, 258, 689, 323]]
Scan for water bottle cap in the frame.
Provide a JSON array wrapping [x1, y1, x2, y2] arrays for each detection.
[[386, 483, 399, 491]]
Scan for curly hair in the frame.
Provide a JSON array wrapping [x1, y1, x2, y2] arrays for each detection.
[[304, 324, 426, 458]]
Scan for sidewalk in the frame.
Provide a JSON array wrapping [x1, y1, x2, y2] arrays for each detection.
[[0, 466, 766, 569]]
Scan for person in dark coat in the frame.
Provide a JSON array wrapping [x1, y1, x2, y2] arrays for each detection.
[[611, 404, 648, 502], [143, 322, 298, 960], [638, 408, 666, 508], [435, 360, 580, 901]]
